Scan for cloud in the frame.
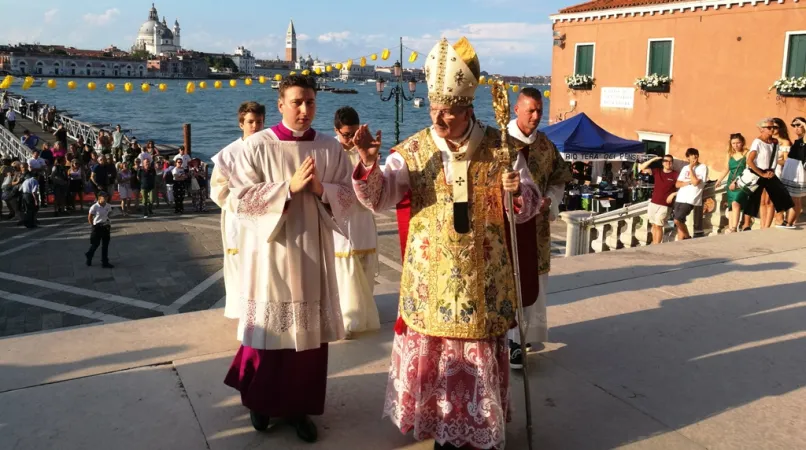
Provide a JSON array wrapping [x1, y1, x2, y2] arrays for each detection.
[[297, 34, 310, 42], [43, 9, 58, 24], [83, 8, 120, 26], [318, 31, 350, 43], [441, 23, 551, 41]]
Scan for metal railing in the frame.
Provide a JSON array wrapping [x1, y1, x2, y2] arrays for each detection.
[[5, 93, 180, 156], [0, 124, 33, 160]]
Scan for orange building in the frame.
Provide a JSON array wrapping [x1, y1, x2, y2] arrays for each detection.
[[549, 0, 806, 174]]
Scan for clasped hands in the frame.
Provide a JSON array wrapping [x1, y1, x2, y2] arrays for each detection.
[[290, 156, 324, 198]]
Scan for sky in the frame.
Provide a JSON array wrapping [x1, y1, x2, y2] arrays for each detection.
[[1, 0, 584, 75]]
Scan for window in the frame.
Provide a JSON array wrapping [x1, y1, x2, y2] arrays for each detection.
[[574, 43, 595, 76], [636, 131, 671, 156], [784, 32, 806, 78], [647, 39, 673, 77]]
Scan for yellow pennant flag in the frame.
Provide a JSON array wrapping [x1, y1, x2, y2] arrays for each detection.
[[408, 51, 418, 63], [186, 82, 196, 93], [381, 49, 390, 60], [360, 57, 367, 67], [67, 81, 77, 90], [158, 83, 167, 92], [87, 82, 97, 91], [141, 83, 151, 92], [124, 82, 133, 93], [199, 81, 207, 89], [44, 78, 55, 89], [214, 80, 222, 89], [274, 74, 282, 81], [258, 76, 266, 84]]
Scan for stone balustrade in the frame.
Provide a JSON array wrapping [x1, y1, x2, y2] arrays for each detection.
[[560, 183, 760, 256]]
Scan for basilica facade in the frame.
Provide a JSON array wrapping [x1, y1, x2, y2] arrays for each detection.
[[132, 4, 181, 56]]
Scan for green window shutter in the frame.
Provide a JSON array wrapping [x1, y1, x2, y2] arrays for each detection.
[[575, 45, 594, 76], [786, 34, 806, 78], [649, 41, 672, 77]]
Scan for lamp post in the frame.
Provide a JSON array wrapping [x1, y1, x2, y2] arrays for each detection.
[[376, 38, 417, 144]]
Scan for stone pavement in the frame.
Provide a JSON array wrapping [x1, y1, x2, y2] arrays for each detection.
[[0, 198, 568, 338], [0, 226, 804, 449]]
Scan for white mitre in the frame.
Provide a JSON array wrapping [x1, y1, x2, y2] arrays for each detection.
[[424, 37, 481, 107]]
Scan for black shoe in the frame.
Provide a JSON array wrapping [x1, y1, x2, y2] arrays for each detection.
[[102, 262, 115, 269], [250, 411, 271, 431], [434, 442, 461, 450], [85, 253, 92, 266], [289, 415, 318, 443], [510, 346, 524, 370]]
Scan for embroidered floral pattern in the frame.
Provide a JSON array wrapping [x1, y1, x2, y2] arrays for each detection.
[[240, 298, 342, 349], [337, 185, 355, 211], [525, 134, 573, 275], [352, 165, 384, 209], [237, 182, 281, 223], [383, 330, 510, 449], [395, 127, 517, 340]]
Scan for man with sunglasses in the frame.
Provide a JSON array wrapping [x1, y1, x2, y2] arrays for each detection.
[[639, 154, 679, 244], [332, 106, 380, 339]]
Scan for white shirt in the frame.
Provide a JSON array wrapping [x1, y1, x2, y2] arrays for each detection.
[[89, 202, 112, 225], [112, 131, 123, 147], [6, 110, 15, 121], [750, 138, 779, 172], [174, 153, 191, 168], [20, 177, 39, 194], [172, 167, 186, 179], [676, 164, 709, 206], [138, 151, 153, 163], [27, 158, 46, 170]]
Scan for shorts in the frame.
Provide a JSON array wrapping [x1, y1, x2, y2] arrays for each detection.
[[673, 202, 695, 222], [647, 202, 670, 226]]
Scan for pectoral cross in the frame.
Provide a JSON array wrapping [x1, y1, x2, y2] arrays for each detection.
[[455, 176, 465, 187]]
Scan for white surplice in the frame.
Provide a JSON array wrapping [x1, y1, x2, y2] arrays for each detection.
[[228, 129, 356, 351], [210, 138, 245, 320], [333, 144, 380, 334]]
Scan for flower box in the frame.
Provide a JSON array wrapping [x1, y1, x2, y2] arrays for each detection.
[[565, 75, 595, 91], [635, 74, 672, 94], [777, 88, 806, 98], [570, 83, 593, 91], [642, 84, 670, 93], [770, 77, 806, 98]]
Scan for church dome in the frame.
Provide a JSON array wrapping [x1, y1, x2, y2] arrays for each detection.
[[138, 20, 158, 37], [160, 27, 174, 39]]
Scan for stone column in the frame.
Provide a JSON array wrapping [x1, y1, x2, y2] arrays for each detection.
[[561, 211, 594, 257]]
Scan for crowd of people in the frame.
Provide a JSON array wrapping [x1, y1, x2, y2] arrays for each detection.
[[1, 120, 211, 226], [638, 116, 805, 243]]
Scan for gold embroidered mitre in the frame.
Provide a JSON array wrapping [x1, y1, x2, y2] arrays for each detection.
[[425, 37, 481, 107]]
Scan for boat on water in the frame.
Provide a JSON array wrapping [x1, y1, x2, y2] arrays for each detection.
[[413, 97, 425, 108], [331, 88, 358, 94], [366, 78, 377, 83], [271, 80, 280, 89]]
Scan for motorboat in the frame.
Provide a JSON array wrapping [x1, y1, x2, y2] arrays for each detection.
[[331, 88, 358, 94], [413, 97, 425, 108], [271, 80, 280, 89]]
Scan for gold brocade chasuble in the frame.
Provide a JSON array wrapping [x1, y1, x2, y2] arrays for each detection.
[[523, 133, 573, 275], [396, 126, 518, 340]]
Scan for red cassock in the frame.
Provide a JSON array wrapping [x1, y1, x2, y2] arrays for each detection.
[[392, 147, 539, 311]]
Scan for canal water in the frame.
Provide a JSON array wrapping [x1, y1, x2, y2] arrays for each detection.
[[16, 79, 551, 161]]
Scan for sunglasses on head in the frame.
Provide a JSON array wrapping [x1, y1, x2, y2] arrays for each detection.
[[792, 122, 804, 128]]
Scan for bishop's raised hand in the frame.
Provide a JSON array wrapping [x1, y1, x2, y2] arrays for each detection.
[[353, 124, 382, 166]]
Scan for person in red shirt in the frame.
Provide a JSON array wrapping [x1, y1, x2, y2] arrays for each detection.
[[639, 154, 679, 244]]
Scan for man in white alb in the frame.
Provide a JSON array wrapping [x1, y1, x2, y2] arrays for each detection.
[[210, 101, 266, 319]]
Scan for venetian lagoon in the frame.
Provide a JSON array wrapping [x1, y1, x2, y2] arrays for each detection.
[[16, 78, 551, 161]]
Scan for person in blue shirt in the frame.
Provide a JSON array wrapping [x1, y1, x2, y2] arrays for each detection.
[[20, 130, 40, 150]]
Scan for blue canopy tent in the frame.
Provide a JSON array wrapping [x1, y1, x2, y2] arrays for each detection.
[[540, 113, 645, 161]]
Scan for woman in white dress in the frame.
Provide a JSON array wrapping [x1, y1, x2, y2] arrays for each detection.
[[780, 117, 806, 223], [116, 162, 132, 216]]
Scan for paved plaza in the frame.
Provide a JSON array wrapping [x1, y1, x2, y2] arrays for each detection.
[[1, 226, 804, 449]]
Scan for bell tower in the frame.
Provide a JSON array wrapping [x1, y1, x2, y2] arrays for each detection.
[[285, 19, 297, 63]]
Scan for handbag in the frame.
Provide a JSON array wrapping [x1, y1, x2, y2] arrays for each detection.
[[736, 142, 777, 195], [190, 176, 200, 192]]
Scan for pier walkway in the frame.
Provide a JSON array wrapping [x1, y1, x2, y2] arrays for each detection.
[[0, 200, 804, 448]]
